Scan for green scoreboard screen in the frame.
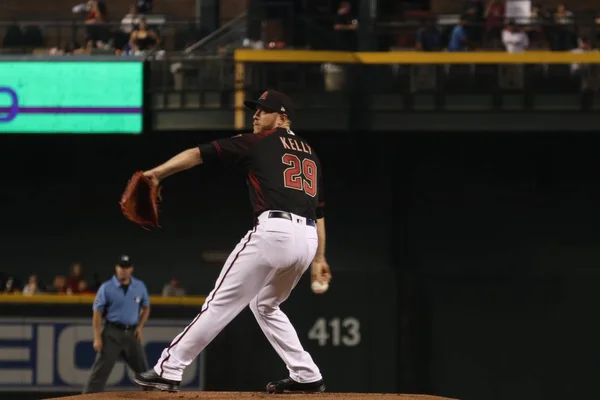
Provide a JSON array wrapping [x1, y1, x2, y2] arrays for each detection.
[[0, 57, 144, 134]]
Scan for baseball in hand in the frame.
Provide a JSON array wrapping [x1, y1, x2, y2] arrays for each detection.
[[311, 280, 329, 294]]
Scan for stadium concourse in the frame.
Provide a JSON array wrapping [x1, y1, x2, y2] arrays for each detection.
[[43, 392, 459, 400]]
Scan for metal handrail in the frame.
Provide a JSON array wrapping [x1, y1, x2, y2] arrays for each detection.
[[376, 20, 600, 28], [0, 19, 200, 26], [183, 11, 247, 54]]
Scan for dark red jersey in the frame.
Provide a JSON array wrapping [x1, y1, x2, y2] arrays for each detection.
[[198, 128, 324, 221]]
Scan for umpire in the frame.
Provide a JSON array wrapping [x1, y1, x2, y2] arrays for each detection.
[[82, 255, 151, 393]]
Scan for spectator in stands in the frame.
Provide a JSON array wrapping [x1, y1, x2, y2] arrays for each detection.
[[113, 4, 142, 52], [333, 1, 358, 51], [415, 18, 441, 51], [529, 3, 552, 48], [47, 275, 67, 294], [137, 0, 153, 14], [66, 262, 85, 294], [574, 35, 596, 54], [73, 0, 91, 14], [464, 0, 484, 18], [554, 4, 573, 25], [85, 0, 107, 24], [50, 41, 77, 55], [4, 277, 20, 293], [551, 3, 575, 50], [323, 0, 358, 92], [83, 0, 111, 49], [78, 280, 95, 295], [1, 272, 22, 293], [162, 277, 186, 297], [571, 37, 600, 91], [448, 16, 470, 51], [501, 21, 529, 88], [502, 20, 529, 53], [484, 0, 505, 49], [22, 274, 42, 296], [122, 4, 142, 34], [463, 0, 484, 46], [128, 18, 160, 54]]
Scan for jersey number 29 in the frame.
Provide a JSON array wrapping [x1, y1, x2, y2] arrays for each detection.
[[282, 153, 317, 197]]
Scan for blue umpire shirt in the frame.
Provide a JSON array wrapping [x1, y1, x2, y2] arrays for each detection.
[[92, 275, 150, 326]]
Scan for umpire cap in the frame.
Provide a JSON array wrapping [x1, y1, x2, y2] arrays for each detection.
[[117, 255, 133, 268], [244, 90, 295, 120]]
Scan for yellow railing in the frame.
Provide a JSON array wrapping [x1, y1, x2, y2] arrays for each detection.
[[232, 49, 600, 128], [234, 49, 600, 64], [0, 293, 206, 306]]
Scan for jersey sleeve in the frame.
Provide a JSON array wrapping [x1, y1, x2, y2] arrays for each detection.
[[316, 160, 325, 219], [92, 284, 107, 312], [141, 283, 150, 307], [198, 134, 260, 170]]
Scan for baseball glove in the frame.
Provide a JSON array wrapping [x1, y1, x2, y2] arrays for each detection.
[[120, 171, 161, 230]]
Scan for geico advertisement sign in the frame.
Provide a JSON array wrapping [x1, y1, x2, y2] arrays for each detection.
[[0, 317, 204, 391]]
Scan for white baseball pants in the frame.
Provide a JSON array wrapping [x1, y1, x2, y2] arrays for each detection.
[[154, 210, 322, 384]]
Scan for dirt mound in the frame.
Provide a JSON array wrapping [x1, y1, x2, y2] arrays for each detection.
[[44, 392, 459, 400]]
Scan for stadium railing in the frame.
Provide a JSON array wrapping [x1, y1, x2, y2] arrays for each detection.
[[0, 293, 206, 306], [142, 49, 600, 119], [232, 50, 600, 126]]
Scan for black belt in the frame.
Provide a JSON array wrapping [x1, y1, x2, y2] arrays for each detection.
[[106, 321, 137, 331], [268, 211, 316, 227]]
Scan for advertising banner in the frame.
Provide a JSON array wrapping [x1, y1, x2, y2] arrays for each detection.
[[0, 317, 204, 392], [0, 57, 144, 134]]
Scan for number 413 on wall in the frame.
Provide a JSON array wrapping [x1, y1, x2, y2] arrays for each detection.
[[308, 317, 361, 347]]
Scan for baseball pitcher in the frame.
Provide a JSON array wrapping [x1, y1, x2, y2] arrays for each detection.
[[128, 90, 332, 393]]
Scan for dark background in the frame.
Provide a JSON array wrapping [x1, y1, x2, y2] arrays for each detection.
[[2, 129, 600, 400], [392, 131, 600, 400]]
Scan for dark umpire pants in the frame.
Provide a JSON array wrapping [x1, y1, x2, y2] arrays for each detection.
[[82, 322, 149, 393]]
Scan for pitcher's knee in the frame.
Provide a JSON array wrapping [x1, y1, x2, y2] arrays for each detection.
[[250, 301, 278, 317]]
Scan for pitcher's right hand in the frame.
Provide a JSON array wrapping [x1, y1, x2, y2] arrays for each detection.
[[311, 258, 331, 285]]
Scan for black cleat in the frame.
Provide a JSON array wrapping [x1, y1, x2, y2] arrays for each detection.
[[266, 377, 325, 394], [134, 370, 180, 392]]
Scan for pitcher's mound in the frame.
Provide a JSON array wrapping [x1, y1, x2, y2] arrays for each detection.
[[43, 392, 458, 400]]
